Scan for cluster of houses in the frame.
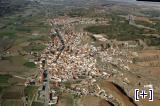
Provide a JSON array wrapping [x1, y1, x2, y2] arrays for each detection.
[[40, 27, 107, 82], [36, 16, 151, 105]]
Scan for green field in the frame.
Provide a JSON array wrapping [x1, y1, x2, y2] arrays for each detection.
[[24, 86, 38, 100], [85, 20, 145, 41], [0, 75, 12, 84], [0, 74, 12, 94], [32, 102, 44, 106], [0, 75, 26, 95], [0, 86, 7, 94], [0, 13, 49, 51], [85, 14, 160, 47], [84, 14, 145, 41], [0, 30, 16, 39], [1, 100, 24, 106], [23, 62, 36, 68], [24, 43, 46, 52], [0, 10, 49, 76], [135, 20, 160, 32]]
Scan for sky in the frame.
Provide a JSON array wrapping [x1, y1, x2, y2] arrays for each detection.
[[114, 0, 136, 1], [112, 0, 136, 2], [112, 0, 160, 7]]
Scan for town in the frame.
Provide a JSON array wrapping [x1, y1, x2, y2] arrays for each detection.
[[0, 0, 160, 106]]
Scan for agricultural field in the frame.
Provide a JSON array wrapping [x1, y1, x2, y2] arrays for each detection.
[[0, 83, 38, 106], [0, 74, 26, 95], [57, 93, 75, 106], [0, 0, 160, 106], [0, 75, 12, 95], [0, 9, 50, 77], [84, 14, 160, 47], [0, 74, 11, 84], [79, 95, 112, 106], [32, 102, 44, 106], [1, 100, 24, 106], [85, 15, 143, 40], [0, 55, 37, 76], [24, 86, 39, 100]]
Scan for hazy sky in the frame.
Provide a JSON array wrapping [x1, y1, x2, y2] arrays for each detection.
[[112, 0, 136, 2], [112, 0, 160, 7]]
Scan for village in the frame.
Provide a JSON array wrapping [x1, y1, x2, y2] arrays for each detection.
[[32, 16, 155, 105], [0, 14, 159, 106], [1, 0, 160, 106]]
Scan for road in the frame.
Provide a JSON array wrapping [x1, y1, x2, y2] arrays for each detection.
[[44, 70, 50, 106], [43, 21, 65, 106], [53, 28, 65, 62]]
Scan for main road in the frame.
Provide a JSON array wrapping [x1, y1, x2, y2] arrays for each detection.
[[44, 70, 50, 106], [43, 20, 65, 106]]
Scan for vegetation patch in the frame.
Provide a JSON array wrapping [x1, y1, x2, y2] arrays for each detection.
[[1, 56, 12, 61], [0, 74, 12, 84], [68, 8, 91, 17], [145, 36, 160, 46], [135, 20, 160, 32], [28, 35, 49, 42], [24, 86, 38, 100], [84, 14, 147, 40], [1, 100, 24, 106], [0, 86, 7, 94], [0, 30, 16, 39], [23, 62, 36, 68], [85, 14, 160, 47], [152, 19, 160, 32], [0, 75, 12, 94], [24, 43, 46, 52], [31, 102, 44, 106], [15, 26, 32, 33], [63, 81, 72, 89], [85, 22, 145, 41]]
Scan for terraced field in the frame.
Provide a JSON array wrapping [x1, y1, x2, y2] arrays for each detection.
[[1, 100, 24, 106]]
